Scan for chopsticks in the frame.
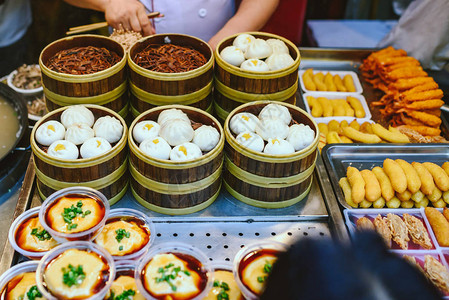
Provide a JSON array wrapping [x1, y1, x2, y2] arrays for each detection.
[[66, 11, 163, 35]]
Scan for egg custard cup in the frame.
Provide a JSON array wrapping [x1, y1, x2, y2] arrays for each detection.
[[233, 241, 288, 300], [105, 260, 146, 300], [9, 206, 59, 260], [0, 261, 41, 299], [39, 186, 110, 243], [36, 241, 115, 300], [93, 208, 155, 261], [204, 261, 245, 300], [135, 242, 212, 300]]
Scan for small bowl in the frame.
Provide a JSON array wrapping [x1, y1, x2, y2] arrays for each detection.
[[39, 186, 110, 243], [0, 261, 40, 297], [7, 64, 43, 96], [93, 208, 155, 261], [135, 242, 212, 300], [204, 261, 245, 300], [8, 206, 59, 260], [233, 241, 288, 300], [36, 241, 115, 300], [105, 260, 145, 299]]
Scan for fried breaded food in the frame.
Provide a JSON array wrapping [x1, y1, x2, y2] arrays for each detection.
[[443, 207, 449, 223], [403, 255, 425, 274], [402, 213, 432, 249], [356, 217, 375, 231], [425, 207, 449, 247], [373, 215, 391, 247], [424, 255, 449, 294], [386, 213, 409, 250]]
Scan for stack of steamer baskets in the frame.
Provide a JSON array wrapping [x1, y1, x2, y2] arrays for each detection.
[[214, 32, 301, 123], [224, 101, 319, 208], [128, 34, 214, 118], [39, 35, 129, 118], [30, 104, 129, 205], [128, 105, 224, 215]]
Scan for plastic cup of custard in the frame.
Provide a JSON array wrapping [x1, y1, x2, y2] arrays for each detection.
[[135, 242, 212, 300], [39, 186, 110, 243], [0, 261, 40, 298]]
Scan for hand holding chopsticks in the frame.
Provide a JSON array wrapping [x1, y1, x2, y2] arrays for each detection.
[[66, 11, 163, 35]]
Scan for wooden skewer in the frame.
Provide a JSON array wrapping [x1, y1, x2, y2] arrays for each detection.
[[66, 11, 163, 35]]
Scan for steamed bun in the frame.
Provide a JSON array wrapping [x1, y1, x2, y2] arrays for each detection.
[[235, 131, 264, 153], [240, 59, 269, 72], [169, 142, 202, 161], [258, 103, 291, 125], [47, 140, 78, 160], [35, 120, 66, 146], [264, 138, 295, 155], [232, 33, 256, 52], [287, 124, 315, 151], [244, 39, 272, 59], [80, 137, 112, 159], [61, 105, 95, 128], [266, 53, 294, 71], [159, 118, 194, 146], [220, 46, 245, 67], [256, 117, 289, 141], [65, 123, 94, 145], [266, 39, 289, 54], [133, 121, 160, 144], [192, 125, 220, 152], [93, 116, 123, 143], [157, 109, 190, 126], [139, 137, 171, 160]]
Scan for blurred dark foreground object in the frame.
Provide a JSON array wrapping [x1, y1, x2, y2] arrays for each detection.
[[261, 232, 443, 300]]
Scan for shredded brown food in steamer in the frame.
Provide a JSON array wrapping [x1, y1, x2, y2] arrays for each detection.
[[46, 46, 121, 75], [133, 44, 207, 73]]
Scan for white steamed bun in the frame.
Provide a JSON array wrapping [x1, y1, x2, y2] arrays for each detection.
[[240, 59, 269, 72], [235, 131, 264, 153], [157, 109, 190, 126], [266, 39, 289, 54], [256, 117, 289, 141], [232, 33, 256, 52], [133, 121, 160, 144], [264, 138, 295, 155], [193, 125, 220, 152], [258, 103, 291, 125], [169, 142, 202, 161], [61, 105, 95, 128], [266, 53, 295, 71], [80, 137, 112, 159], [244, 39, 272, 59], [35, 120, 66, 146], [47, 140, 78, 160], [93, 116, 123, 143], [139, 137, 171, 160], [159, 118, 194, 146], [229, 112, 259, 135], [65, 123, 94, 145], [220, 46, 245, 67], [287, 124, 315, 151]]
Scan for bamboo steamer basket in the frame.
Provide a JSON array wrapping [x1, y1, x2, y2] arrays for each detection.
[[129, 105, 224, 215], [39, 35, 129, 118], [214, 32, 300, 123], [128, 34, 214, 118], [224, 101, 319, 208], [31, 104, 129, 205]]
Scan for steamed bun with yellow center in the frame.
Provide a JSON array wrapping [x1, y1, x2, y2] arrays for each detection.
[[266, 53, 295, 71], [80, 137, 112, 159], [139, 137, 171, 160], [159, 118, 194, 146], [287, 124, 315, 151], [258, 103, 291, 125], [169, 142, 202, 161], [240, 59, 269, 72], [256, 117, 289, 141], [193, 125, 220, 152], [133, 121, 160, 144], [157, 108, 190, 126], [233, 33, 256, 52], [266, 39, 289, 54], [35, 120, 66, 146], [220, 46, 245, 67], [235, 131, 264, 152], [244, 39, 272, 59], [93, 116, 123, 143], [264, 138, 295, 155], [47, 140, 78, 160], [229, 112, 259, 135], [61, 105, 95, 128], [65, 123, 95, 145]]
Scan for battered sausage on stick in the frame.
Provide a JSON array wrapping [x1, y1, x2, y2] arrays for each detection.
[[372, 166, 395, 201], [343, 74, 356, 92], [346, 166, 365, 204], [342, 127, 382, 143], [339, 177, 357, 208], [333, 74, 347, 92], [395, 159, 421, 193], [422, 162, 449, 192], [383, 158, 407, 193], [425, 207, 449, 247], [360, 169, 381, 202], [412, 162, 435, 195], [347, 96, 365, 118]]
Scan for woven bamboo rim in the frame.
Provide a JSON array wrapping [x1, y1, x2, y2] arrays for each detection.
[[128, 105, 224, 169], [224, 101, 319, 163], [224, 155, 315, 187], [131, 185, 220, 215], [39, 34, 126, 83], [129, 160, 222, 194], [128, 34, 213, 81], [129, 80, 212, 105], [215, 32, 300, 79], [223, 179, 312, 209], [214, 78, 297, 102], [31, 104, 128, 168]]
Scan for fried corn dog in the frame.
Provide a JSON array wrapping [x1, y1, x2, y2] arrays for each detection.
[[371, 123, 410, 143], [339, 177, 357, 208], [333, 74, 347, 92], [342, 127, 382, 143], [383, 158, 407, 193], [347, 96, 365, 118], [347, 166, 365, 204], [412, 162, 435, 195], [324, 73, 337, 91], [302, 69, 316, 91], [372, 166, 395, 201], [423, 162, 449, 192], [395, 159, 421, 193], [360, 169, 382, 202], [343, 74, 356, 92]]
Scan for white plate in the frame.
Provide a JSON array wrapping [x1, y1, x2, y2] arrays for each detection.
[[299, 69, 363, 94], [302, 92, 372, 122], [7, 64, 43, 96]]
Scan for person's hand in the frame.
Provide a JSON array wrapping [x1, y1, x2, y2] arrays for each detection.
[[104, 0, 155, 36]]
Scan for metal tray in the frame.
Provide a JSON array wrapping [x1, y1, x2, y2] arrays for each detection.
[[322, 143, 449, 209]]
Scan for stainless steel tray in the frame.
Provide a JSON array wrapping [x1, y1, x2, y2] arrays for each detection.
[[322, 143, 449, 209]]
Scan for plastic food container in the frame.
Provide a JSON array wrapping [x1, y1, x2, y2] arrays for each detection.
[[135, 242, 212, 300], [39, 186, 110, 243], [93, 208, 155, 261], [298, 69, 363, 94], [0, 261, 40, 297], [36, 241, 115, 300], [8, 206, 59, 259], [204, 261, 244, 300], [233, 241, 288, 300]]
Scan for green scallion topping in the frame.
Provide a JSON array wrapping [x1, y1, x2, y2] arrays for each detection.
[[62, 264, 86, 287], [60, 201, 91, 231], [30, 228, 52, 241]]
